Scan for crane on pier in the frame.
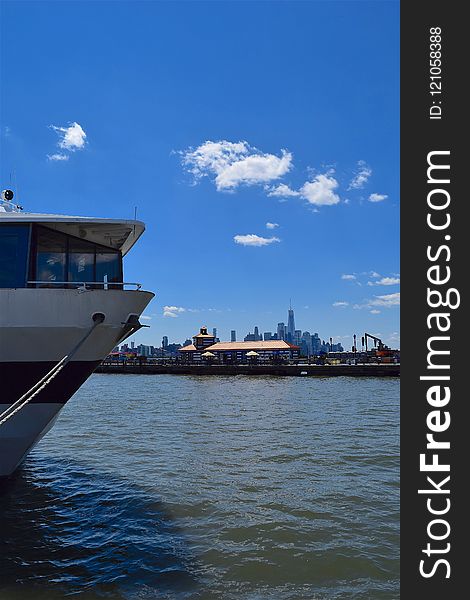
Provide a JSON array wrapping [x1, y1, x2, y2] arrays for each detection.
[[362, 333, 395, 358]]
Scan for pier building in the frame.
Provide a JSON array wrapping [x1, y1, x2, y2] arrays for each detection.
[[179, 327, 299, 363]]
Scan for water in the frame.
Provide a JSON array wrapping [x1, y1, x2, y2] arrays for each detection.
[[0, 375, 399, 599]]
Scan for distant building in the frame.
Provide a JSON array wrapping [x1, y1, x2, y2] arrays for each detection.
[[287, 306, 295, 342], [162, 336, 168, 349], [277, 322, 286, 341], [231, 330, 236, 342], [182, 339, 192, 347], [179, 328, 300, 363], [177, 326, 216, 362], [301, 331, 312, 356], [312, 333, 321, 355], [263, 332, 272, 341], [165, 343, 182, 355], [137, 344, 152, 357], [213, 328, 217, 340], [244, 326, 262, 342], [294, 329, 302, 347]]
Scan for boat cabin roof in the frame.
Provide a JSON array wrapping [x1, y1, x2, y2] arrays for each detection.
[[0, 213, 145, 255]]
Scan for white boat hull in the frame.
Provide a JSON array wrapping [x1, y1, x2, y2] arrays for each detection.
[[0, 403, 63, 476], [0, 288, 154, 476]]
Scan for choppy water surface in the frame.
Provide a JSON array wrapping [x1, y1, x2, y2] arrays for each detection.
[[0, 375, 399, 599]]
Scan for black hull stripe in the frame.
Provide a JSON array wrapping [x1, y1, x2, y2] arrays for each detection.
[[1, 361, 101, 405]]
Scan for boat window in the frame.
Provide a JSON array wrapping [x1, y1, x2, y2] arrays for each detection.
[[96, 250, 122, 286], [0, 224, 30, 288], [32, 225, 123, 288], [68, 237, 95, 283], [36, 227, 67, 287]]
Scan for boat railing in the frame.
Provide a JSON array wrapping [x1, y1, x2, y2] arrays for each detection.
[[26, 281, 142, 290]]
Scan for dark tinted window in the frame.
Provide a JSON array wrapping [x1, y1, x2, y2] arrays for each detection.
[[0, 225, 30, 288], [96, 250, 121, 285], [36, 227, 67, 287], [68, 237, 95, 283], [33, 225, 122, 288]]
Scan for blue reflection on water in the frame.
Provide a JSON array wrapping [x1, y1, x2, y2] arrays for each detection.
[[0, 459, 198, 599]]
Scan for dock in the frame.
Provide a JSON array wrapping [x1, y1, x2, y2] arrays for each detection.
[[95, 363, 400, 377]]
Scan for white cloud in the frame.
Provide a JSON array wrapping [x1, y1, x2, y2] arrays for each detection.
[[140, 315, 152, 320], [353, 292, 400, 310], [299, 173, 340, 206], [370, 309, 381, 314], [179, 141, 347, 210], [333, 301, 349, 307], [369, 271, 381, 278], [266, 183, 300, 197], [348, 160, 372, 189], [50, 122, 87, 152], [266, 222, 279, 229], [371, 276, 400, 286], [162, 306, 220, 317], [369, 193, 388, 203], [179, 140, 292, 191], [233, 234, 281, 247], [341, 274, 356, 281], [163, 305, 186, 318], [369, 292, 400, 307], [47, 153, 69, 162], [219, 152, 292, 190]]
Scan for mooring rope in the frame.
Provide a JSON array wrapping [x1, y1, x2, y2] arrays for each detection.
[[0, 314, 105, 428]]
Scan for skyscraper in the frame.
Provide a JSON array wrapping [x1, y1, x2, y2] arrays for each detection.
[[301, 331, 312, 356], [254, 326, 260, 341], [294, 330, 302, 346], [287, 303, 295, 343], [277, 322, 286, 341], [231, 330, 236, 342], [212, 328, 217, 339], [312, 333, 321, 355], [162, 336, 168, 349]]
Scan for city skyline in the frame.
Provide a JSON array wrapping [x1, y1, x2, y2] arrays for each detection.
[[1, 1, 399, 350], [121, 304, 384, 354]]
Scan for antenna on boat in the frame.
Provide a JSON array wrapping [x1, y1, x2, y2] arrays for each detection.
[[6, 169, 23, 211], [13, 169, 21, 209]]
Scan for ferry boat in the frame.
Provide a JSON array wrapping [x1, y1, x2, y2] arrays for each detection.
[[0, 190, 154, 476]]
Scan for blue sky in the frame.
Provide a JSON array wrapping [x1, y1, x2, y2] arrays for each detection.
[[0, 0, 400, 349]]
